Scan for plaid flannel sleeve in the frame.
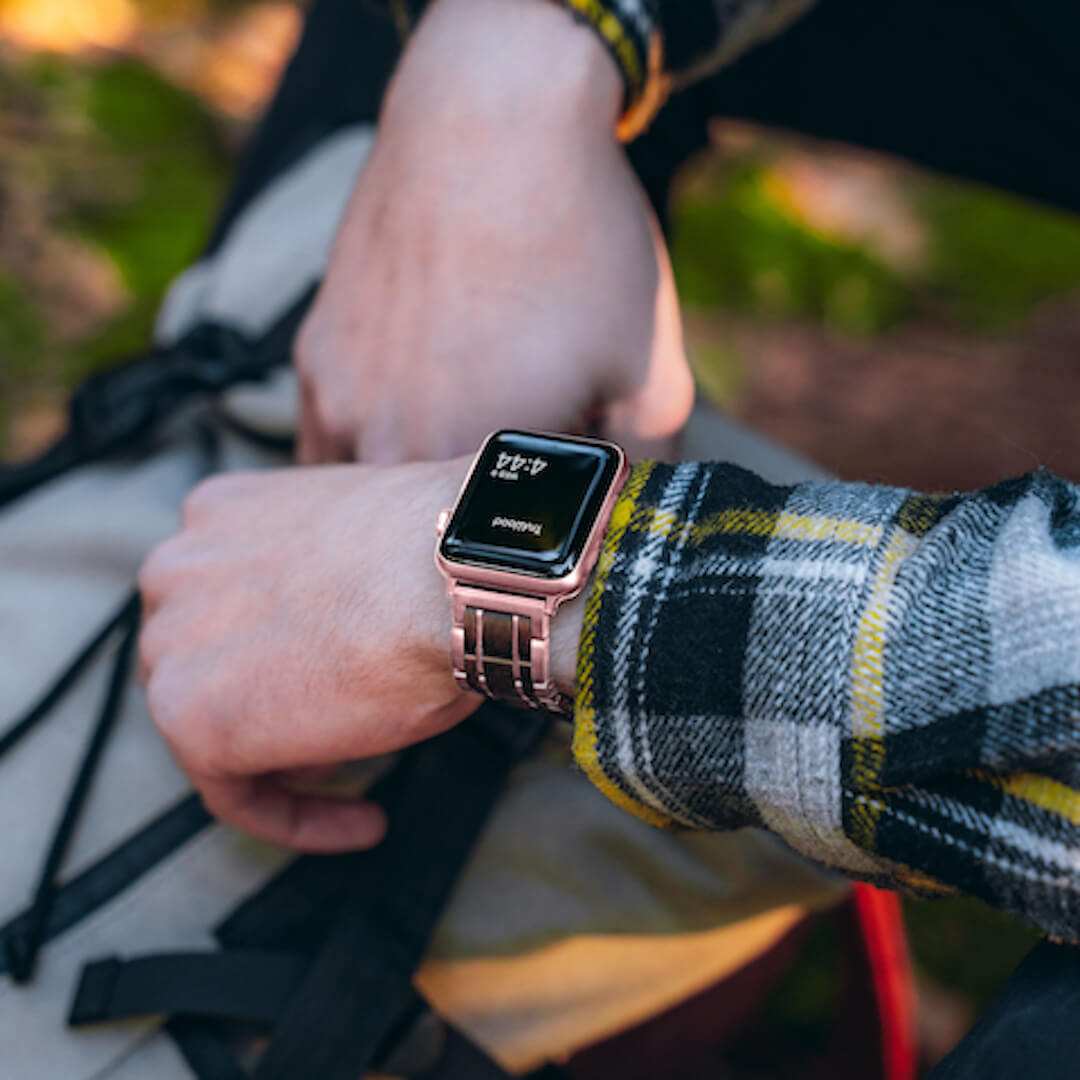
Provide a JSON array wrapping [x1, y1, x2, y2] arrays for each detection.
[[573, 461, 1080, 941]]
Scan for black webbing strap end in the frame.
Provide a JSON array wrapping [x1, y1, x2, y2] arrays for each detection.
[[250, 706, 551, 1080], [68, 949, 309, 1029], [69, 955, 123, 1026]]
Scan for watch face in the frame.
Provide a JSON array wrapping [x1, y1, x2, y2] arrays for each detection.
[[440, 431, 621, 580]]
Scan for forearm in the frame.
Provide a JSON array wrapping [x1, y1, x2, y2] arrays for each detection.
[[387, 0, 622, 133], [569, 460, 1080, 941]]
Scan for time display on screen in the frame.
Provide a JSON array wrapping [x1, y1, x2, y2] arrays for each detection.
[[440, 431, 620, 579]]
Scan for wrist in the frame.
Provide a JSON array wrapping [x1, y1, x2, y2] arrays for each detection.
[[387, 0, 624, 137], [403, 457, 475, 681], [551, 584, 588, 702], [431, 431, 626, 717]]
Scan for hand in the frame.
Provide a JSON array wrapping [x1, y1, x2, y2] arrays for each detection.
[[294, 0, 693, 466], [138, 460, 480, 852]]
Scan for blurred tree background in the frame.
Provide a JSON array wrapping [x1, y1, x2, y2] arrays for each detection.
[[0, 0, 300, 452], [3, 0, 1080, 1071]]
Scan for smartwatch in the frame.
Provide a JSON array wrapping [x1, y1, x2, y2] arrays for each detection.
[[435, 429, 628, 715]]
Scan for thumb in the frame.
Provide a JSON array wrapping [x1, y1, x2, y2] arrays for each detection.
[[602, 235, 695, 460], [198, 774, 388, 853]]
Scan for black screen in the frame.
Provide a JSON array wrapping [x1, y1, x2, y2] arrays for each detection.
[[440, 431, 620, 579]]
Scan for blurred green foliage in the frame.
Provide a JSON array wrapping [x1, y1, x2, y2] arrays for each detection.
[[0, 51, 229, 449], [672, 161, 912, 335], [756, 917, 840, 1056], [670, 157, 1080, 337], [0, 272, 46, 374], [8, 51, 1080, 451], [49, 54, 228, 366], [690, 341, 743, 408], [919, 181, 1080, 329], [903, 896, 1040, 1014]]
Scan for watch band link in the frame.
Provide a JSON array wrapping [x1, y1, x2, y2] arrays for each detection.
[[451, 587, 572, 716]]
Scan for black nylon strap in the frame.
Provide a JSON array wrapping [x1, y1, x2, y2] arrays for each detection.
[[214, 839, 361, 955], [0, 289, 312, 514], [6, 601, 141, 984], [70, 946, 567, 1080], [251, 704, 550, 1080], [0, 795, 209, 980], [166, 1018, 246, 1080], [68, 950, 308, 1027], [0, 590, 138, 761], [69, 948, 429, 1072], [65, 706, 549, 1075], [416, 1024, 569, 1080]]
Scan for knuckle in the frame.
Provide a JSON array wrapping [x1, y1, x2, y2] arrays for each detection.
[[136, 554, 160, 603], [180, 472, 258, 526], [138, 609, 188, 679], [137, 617, 165, 676], [293, 316, 320, 375], [195, 784, 232, 823], [180, 480, 218, 527], [145, 663, 186, 742], [146, 664, 213, 770], [311, 384, 345, 428], [323, 415, 355, 450], [138, 539, 179, 601]]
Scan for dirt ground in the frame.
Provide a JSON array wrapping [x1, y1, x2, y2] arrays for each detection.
[[698, 298, 1080, 494]]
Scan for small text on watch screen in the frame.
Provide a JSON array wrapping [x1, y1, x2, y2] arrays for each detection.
[[440, 431, 620, 579]]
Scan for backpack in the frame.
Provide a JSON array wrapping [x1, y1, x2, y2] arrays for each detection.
[[0, 120, 847, 1079]]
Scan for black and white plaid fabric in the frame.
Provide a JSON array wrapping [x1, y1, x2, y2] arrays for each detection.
[[575, 461, 1080, 941]]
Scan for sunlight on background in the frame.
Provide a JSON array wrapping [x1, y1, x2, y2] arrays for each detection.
[[0, 0, 301, 113], [0, 0, 137, 53]]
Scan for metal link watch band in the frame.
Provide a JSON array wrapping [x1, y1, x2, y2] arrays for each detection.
[[450, 586, 572, 716]]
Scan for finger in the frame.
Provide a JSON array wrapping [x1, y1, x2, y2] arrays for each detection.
[[297, 379, 322, 465], [279, 764, 341, 783], [136, 594, 168, 684], [357, 403, 408, 465], [137, 577, 162, 630], [602, 349, 695, 460], [136, 639, 152, 686], [136, 616, 166, 685], [307, 388, 353, 464], [322, 423, 355, 464], [602, 232, 695, 460], [198, 773, 388, 853]]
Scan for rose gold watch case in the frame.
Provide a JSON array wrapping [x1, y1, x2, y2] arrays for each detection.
[[433, 430, 629, 614], [435, 431, 628, 711]]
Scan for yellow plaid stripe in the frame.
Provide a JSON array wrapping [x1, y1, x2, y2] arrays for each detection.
[[848, 495, 952, 850], [573, 461, 675, 829], [896, 492, 952, 537], [622, 504, 883, 549], [697, 507, 882, 547], [894, 866, 957, 896], [848, 525, 920, 850], [974, 770, 1080, 827]]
